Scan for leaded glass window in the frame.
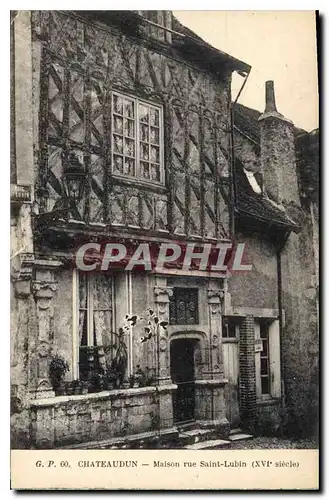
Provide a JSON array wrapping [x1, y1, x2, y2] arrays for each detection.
[[111, 92, 163, 184]]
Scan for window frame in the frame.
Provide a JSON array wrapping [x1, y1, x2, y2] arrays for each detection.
[[72, 270, 116, 380], [254, 318, 281, 401], [111, 91, 165, 186], [259, 321, 270, 395], [222, 316, 240, 343]]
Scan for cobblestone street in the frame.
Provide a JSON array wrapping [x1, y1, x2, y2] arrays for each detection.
[[229, 436, 318, 450]]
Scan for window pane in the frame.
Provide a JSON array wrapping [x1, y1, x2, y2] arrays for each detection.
[[141, 161, 150, 179], [124, 138, 135, 157], [113, 154, 123, 174], [113, 94, 123, 115], [79, 310, 87, 345], [79, 273, 88, 308], [140, 123, 149, 142], [151, 163, 160, 182], [260, 323, 268, 338], [150, 126, 159, 145], [139, 104, 149, 123], [150, 108, 159, 126], [124, 157, 135, 176], [124, 118, 135, 138], [261, 358, 268, 375], [261, 340, 268, 356], [150, 145, 159, 163], [261, 377, 269, 394], [113, 134, 123, 154], [92, 274, 112, 310], [124, 99, 134, 118], [140, 142, 149, 161], [113, 115, 123, 134]]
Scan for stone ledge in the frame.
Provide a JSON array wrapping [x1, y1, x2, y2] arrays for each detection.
[[60, 427, 179, 450], [195, 379, 228, 387], [156, 384, 177, 393], [256, 397, 281, 407], [228, 307, 279, 318], [30, 386, 157, 408]]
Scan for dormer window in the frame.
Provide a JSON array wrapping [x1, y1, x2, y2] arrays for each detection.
[[138, 11, 172, 43], [111, 92, 164, 184]]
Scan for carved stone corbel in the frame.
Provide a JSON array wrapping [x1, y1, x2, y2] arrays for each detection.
[[207, 289, 224, 315], [32, 280, 58, 310]]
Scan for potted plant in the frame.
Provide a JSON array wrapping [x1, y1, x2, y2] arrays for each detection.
[[145, 367, 156, 386], [128, 375, 135, 388], [111, 327, 128, 387], [92, 372, 107, 392], [49, 354, 69, 396], [122, 379, 130, 389], [65, 381, 75, 396], [80, 381, 89, 395], [106, 369, 118, 390], [134, 365, 145, 387]]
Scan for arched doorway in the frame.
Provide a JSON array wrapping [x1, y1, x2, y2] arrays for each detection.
[[170, 338, 198, 424]]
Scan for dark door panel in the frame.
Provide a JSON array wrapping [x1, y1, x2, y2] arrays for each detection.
[[170, 339, 195, 423]]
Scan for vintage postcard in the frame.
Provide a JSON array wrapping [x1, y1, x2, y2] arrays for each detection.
[[10, 9, 319, 490]]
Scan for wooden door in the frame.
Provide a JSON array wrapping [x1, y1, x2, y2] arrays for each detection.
[[170, 339, 195, 424], [223, 338, 240, 428]]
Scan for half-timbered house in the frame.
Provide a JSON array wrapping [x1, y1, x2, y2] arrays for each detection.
[[10, 10, 318, 448]]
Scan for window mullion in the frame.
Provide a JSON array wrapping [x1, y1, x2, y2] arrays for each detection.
[[87, 276, 93, 346], [136, 98, 139, 177]]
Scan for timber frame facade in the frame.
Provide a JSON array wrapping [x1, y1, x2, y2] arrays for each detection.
[[11, 11, 318, 449]]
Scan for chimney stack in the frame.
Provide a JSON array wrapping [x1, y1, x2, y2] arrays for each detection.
[[258, 80, 300, 207], [265, 81, 277, 113]]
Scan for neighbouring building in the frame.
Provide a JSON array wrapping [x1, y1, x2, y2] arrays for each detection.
[[10, 10, 319, 449]]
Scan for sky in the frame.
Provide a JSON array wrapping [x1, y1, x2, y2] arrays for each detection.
[[174, 11, 319, 132]]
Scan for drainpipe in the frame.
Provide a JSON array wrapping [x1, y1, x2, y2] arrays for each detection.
[[230, 69, 251, 237], [276, 229, 290, 435]]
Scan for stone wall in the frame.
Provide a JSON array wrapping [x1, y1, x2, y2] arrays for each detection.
[[29, 387, 166, 448], [228, 232, 278, 310]]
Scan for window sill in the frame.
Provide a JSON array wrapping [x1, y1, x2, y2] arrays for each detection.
[[256, 395, 281, 406], [112, 174, 168, 194]]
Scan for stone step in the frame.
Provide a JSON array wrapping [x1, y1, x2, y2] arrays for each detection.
[[228, 433, 253, 442], [230, 428, 243, 436], [177, 428, 218, 446], [185, 439, 231, 450]]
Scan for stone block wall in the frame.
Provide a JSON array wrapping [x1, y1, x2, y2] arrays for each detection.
[[29, 387, 163, 449]]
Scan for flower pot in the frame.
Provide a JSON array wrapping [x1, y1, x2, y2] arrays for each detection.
[[55, 381, 66, 396]]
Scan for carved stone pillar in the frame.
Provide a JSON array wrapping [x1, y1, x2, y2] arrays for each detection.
[[154, 276, 173, 385], [154, 276, 177, 432], [207, 284, 225, 378], [31, 279, 57, 398], [30, 259, 62, 398]]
